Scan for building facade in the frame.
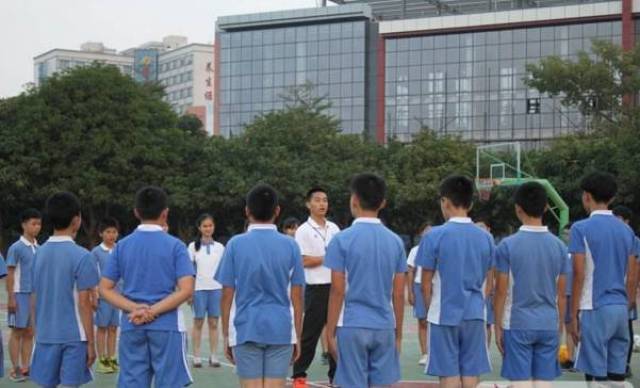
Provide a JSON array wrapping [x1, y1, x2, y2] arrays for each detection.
[[33, 37, 215, 135], [158, 43, 215, 131], [215, 5, 379, 138], [377, 1, 633, 143], [34, 43, 133, 86], [216, 0, 638, 144]]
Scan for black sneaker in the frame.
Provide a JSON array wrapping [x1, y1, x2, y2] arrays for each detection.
[[560, 360, 574, 370], [321, 352, 329, 366]]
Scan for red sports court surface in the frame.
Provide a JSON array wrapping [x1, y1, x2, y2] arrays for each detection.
[[286, 381, 437, 387]]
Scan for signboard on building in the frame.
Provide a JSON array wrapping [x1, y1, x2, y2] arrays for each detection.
[[133, 49, 159, 83]]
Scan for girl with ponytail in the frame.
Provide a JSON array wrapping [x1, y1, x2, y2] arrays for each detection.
[[188, 213, 225, 368]]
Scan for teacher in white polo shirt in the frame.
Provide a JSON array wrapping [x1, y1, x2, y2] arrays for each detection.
[[292, 187, 341, 388]]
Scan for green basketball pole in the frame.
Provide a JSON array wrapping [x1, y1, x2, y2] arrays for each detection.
[[476, 142, 570, 237]]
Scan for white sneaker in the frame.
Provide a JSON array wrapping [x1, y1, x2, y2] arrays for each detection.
[[209, 355, 221, 368], [418, 354, 428, 366]]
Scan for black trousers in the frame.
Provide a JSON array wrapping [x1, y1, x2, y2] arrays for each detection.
[[292, 284, 336, 380], [627, 318, 634, 368]]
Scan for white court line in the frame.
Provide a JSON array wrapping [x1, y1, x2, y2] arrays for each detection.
[[187, 353, 332, 388]]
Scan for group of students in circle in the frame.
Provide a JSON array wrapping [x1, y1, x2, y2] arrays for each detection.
[[0, 171, 638, 388]]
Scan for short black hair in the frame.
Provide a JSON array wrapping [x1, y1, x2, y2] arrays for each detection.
[[439, 175, 474, 209], [580, 172, 617, 203], [514, 181, 548, 218], [20, 208, 42, 223], [46, 192, 81, 230], [282, 217, 300, 230], [246, 184, 279, 222], [613, 205, 633, 222], [98, 217, 120, 233], [135, 186, 168, 220], [350, 173, 386, 211], [306, 187, 327, 201]]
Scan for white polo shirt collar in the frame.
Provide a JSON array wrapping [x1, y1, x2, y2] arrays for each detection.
[[99, 243, 113, 252], [137, 224, 163, 232], [449, 217, 473, 224], [519, 225, 549, 233], [48, 236, 74, 243], [308, 217, 329, 229], [353, 217, 382, 224], [590, 210, 613, 217], [20, 236, 38, 247], [248, 224, 277, 231]]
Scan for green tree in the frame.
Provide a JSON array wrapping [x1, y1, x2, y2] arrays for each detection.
[[383, 131, 475, 243], [0, 64, 202, 246], [177, 114, 204, 134], [525, 40, 640, 231], [525, 40, 640, 129], [205, 104, 382, 234]]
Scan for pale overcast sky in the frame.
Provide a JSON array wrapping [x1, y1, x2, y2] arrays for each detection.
[[0, 0, 324, 98]]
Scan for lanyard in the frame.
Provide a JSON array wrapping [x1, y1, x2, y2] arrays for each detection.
[[307, 221, 329, 248]]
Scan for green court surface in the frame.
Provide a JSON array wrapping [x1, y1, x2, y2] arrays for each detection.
[[0, 282, 639, 387]]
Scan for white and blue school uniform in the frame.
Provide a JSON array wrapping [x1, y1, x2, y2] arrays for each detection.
[[565, 253, 573, 324], [495, 225, 568, 381], [31, 236, 100, 387], [6, 236, 37, 329], [407, 246, 427, 320], [324, 217, 407, 387], [92, 243, 120, 328], [569, 210, 636, 377], [188, 240, 224, 319], [103, 224, 195, 388], [214, 224, 305, 380], [415, 217, 494, 378], [0, 254, 7, 378], [630, 236, 640, 322]]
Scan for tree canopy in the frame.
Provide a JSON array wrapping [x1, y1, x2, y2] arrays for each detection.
[[524, 40, 640, 228], [0, 64, 474, 248], [2, 43, 640, 251]]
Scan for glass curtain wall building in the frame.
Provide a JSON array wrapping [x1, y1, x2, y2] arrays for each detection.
[[384, 19, 622, 142], [215, 1, 637, 145], [215, 5, 379, 138]]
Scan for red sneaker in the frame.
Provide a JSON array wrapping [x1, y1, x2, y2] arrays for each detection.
[[292, 377, 308, 388]]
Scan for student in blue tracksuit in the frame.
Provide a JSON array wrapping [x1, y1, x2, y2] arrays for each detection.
[[216, 184, 305, 388], [416, 175, 494, 388], [612, 204, 640, 378], [92, 217, 121, 374], [100, 186, 195, 388], [325, 173, 407, 388], [6, 208, 41, 382], [569, 172, 637, 383], [494, 182, 568, 384], [31, 192, 100, 387]]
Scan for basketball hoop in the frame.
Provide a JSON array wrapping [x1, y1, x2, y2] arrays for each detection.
[[476, 142, 525, 202], [476, 178, 494, 201]]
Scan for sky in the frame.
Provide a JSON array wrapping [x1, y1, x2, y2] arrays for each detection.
[[0, 0, 325, 98]]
